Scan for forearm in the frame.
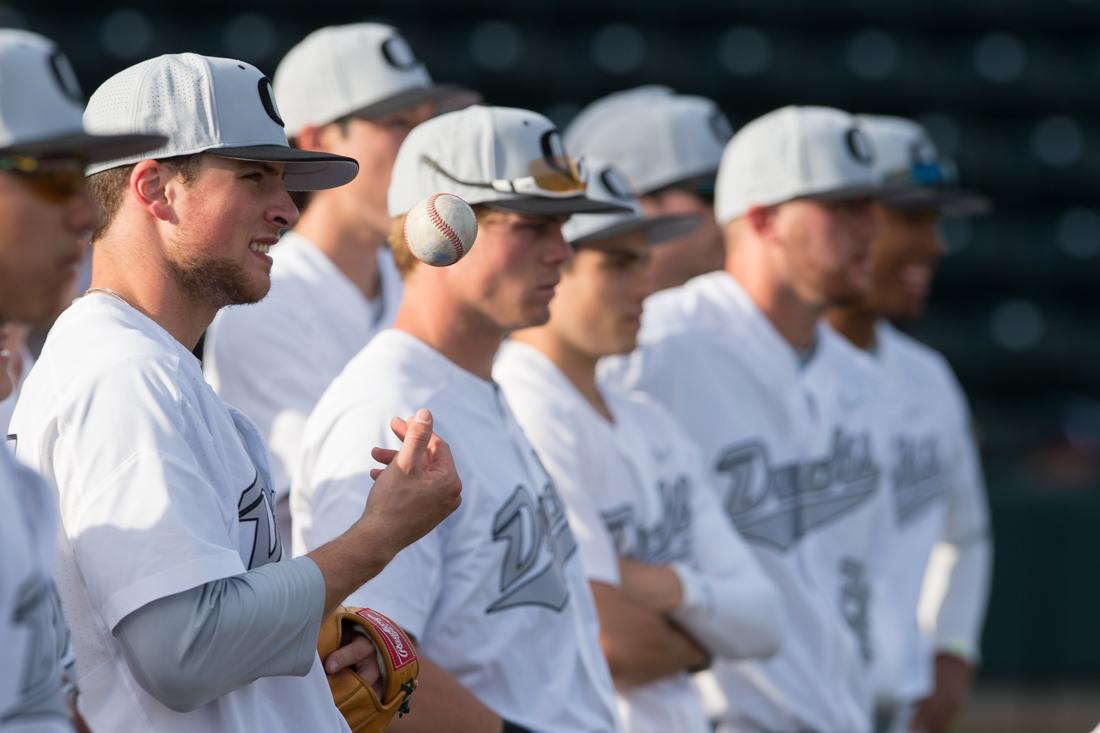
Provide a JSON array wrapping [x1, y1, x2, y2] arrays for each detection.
[[114, 556, 325, 712], [669, 561, 783, 660], [591, 582, 708, 689], [387, 656, 502, 733], [929, 534, 993, 661], [617, 558, 683, 613], [307, 516, 397, 615]]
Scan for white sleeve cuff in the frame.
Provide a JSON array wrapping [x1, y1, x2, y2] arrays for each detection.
[[670, 562, 712, 615]]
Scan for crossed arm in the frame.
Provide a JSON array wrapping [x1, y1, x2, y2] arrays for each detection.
[[596, 550, 782, 692]]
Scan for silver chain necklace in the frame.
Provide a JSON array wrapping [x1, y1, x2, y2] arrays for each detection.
[[84, 287, 137, 310]]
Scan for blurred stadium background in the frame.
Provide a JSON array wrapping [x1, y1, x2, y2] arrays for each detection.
[[5, 0, 1099, 730]]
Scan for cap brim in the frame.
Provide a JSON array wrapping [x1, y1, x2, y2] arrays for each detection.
[[644, 171, 717, 197], [1, 131, 167, 165], [570, 213, 701, 246], [799, 183, 884, 204], [347, 84, 482, 121], [212, 145, 359, 191], [487, 194, 633, 216], [879, 185, 992, 216]]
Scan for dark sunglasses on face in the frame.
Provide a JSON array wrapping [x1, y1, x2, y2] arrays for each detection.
[[0, 155, 87, 202]]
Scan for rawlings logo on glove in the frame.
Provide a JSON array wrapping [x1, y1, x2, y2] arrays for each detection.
[[317, 606, 420, 732]]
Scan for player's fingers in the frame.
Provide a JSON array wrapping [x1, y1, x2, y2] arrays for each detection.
[[324, 634, 376, 675], [389, 416, 408, 442], [425, 432, 455, 471], [394, 408, 433, 472], [371, 446, 398, 465], [354, 655, 384, 698], [369, 468, 382, 480]]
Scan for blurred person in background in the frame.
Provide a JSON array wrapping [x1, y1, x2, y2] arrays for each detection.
[[204, 22, 477, 543], [565, 86, 731, 294], [0, 28, 163, 731], [496, 159, 783, 733], [827, 115, 993, 733], [603, 106, 890, 733]]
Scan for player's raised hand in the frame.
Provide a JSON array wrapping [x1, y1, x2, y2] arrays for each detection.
[[361, 408, 462, 558], [309, 408, 462, 615]]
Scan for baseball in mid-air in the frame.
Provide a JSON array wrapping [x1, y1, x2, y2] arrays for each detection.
[[403, 193, 478, 267]]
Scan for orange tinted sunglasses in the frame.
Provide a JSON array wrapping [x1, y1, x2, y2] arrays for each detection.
[[0, 155, 87, 202]]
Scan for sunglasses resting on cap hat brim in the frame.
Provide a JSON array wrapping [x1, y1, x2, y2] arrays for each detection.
[[1, 131, 167, 165], [486, 194, 632, 216], [211, 144, 359, 191], [569, 213, 702, 247], [645, 171, 717, 199]]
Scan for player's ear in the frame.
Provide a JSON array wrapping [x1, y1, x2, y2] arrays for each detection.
[[130, 160, 176, 224], [294, 123, 328, 152], [744, 204, 778, 239]]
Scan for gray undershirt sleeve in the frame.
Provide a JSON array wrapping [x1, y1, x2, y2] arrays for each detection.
[[113, 556, 325, 713]]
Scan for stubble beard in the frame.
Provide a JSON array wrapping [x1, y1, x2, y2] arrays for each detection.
[[165, 251, 267, 309]]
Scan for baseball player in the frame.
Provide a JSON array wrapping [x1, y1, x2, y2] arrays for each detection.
[[564, 86, 731, 293], [293, 105, 627, 733], [602, 106, 891, 732], [10, 52, 462, 732], [204, 23, 476, 544], [0, 29, 164, 732], [826, 116, 993, 733], [494, 159, 783, 733]]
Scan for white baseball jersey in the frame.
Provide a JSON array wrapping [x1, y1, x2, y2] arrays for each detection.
[[862, 321, 991, 706], [9, 295, 350, 733], [0, 443, 71, 732], [294, 329, 620, 733], [204, 231, 402, 544], [601, 271, 886, 733], [496, 341, 780, 733]]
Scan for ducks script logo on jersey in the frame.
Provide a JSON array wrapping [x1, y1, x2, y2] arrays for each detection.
[[714, 428, 880, 551]]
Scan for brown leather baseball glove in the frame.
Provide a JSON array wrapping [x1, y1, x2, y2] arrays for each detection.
[[317, 606, 419, 733]]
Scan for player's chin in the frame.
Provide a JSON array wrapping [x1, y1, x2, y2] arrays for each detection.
[[604, 333, 638, 357], [884, 295, 927, 321], [231, 273, 272, 306], [515, 299, 553, 330]]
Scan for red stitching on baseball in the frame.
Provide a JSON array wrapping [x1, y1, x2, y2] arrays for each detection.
[[426, 193, 465, 262]]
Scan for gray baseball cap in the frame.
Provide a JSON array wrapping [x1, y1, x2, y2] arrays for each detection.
[[861, 115, 990, 216], [274, 23, 479, 138], [715, 105, 881, 225], [388, 105, 631, 218], [84, 53, 359, 191], [0, 29, 164, 161], [564, 86, 732, 195], [563, 159, 700, 246]]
